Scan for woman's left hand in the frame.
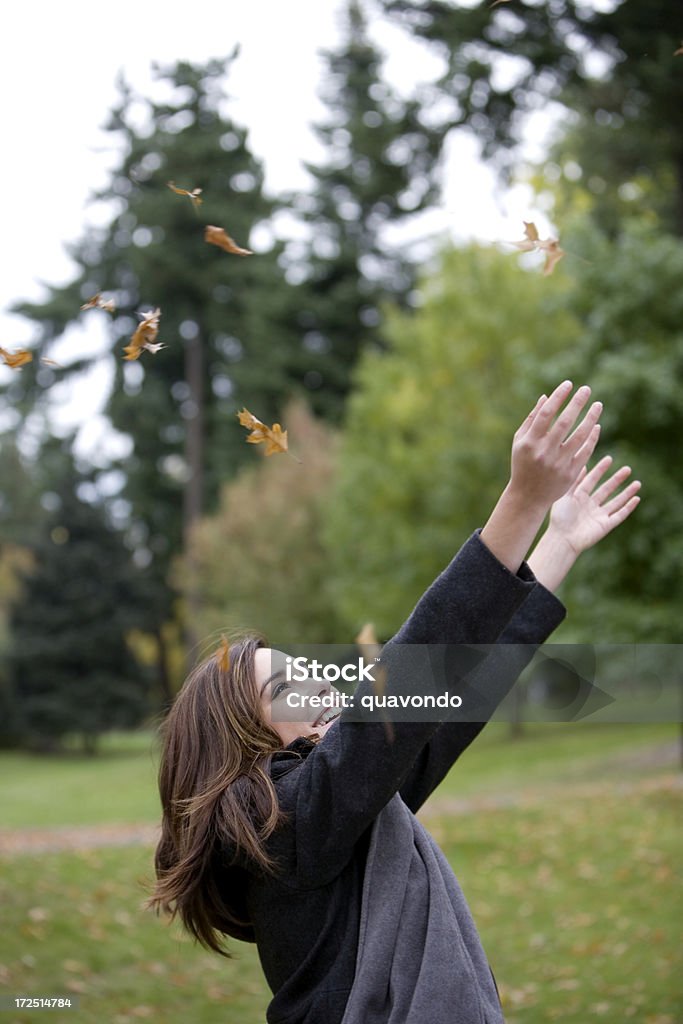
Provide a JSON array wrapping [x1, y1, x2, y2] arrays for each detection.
[[546, 455, 641, 556]]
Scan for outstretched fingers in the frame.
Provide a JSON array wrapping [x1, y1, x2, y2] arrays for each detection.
[[591, 463, 634, 505], [516, 394, 548, 440], [603, 487, 641, 530], [560, 399, 604, 458], [528, 380, 574, 439], [604, 479, 642, 516]]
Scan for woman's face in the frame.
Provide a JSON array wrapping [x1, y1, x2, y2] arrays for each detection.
[[254, 648, 342, 746]]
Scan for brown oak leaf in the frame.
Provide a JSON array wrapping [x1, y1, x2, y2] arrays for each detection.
[[216, 636, 230, 673], [237, 408, 290, 456], [167, 181, 203, 209], [510, 221, 565, 275], [205, 225, 253, 256], [81, 293, 116, 313], [0, 347, 33, 369], [123, 308, 164, 360]]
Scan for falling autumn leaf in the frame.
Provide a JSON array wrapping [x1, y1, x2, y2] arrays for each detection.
[[216, 635, 230, 673], [355, 623, 393, 742], [0, 347, 33, 369], [80, 293, 116, 313], [167, 181, 203, 209], [123, 308, 165, 361], [355, 622, 381, 658], [509, 220, 565, 276], [205, 225, 253, 256], [237, 408, 298, 459]]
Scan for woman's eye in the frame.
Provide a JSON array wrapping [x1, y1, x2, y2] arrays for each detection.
[[273, 681, 289, 699]]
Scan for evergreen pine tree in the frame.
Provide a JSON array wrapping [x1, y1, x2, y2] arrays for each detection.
[[289, 0, 446, 419], [7, 447, 149, 754]]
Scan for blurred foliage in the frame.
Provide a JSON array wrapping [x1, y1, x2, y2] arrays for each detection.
[[6, 449, 149, 753], [289, 0, 447, 420], [382, 0, 683, 233], [326, 222, 683, 641], [528, 217, 683, 641], [323, 243, 576, 635], [180, 402, 344, 646]]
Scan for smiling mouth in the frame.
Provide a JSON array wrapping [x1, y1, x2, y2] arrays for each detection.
[[314, 709, 341, 728]]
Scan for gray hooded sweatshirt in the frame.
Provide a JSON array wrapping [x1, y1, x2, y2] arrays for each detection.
[[218, 530, 567, 1023]]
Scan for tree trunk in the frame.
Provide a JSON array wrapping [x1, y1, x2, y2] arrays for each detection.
[[183, 330, 204, 668], [155, 625, 175, 712]]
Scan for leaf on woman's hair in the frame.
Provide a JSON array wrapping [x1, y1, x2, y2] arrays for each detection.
[[167, 181, 203, 209], [81, 293, 116, 313], [237, 408, 290, 456], [205, 225, 253, 256], [0, 347, 33, 369], [509, 221, 565, 275], [123, 308, 164, 361], [216, 635, 230, 673]]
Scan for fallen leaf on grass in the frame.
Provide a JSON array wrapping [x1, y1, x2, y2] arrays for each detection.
[[80, 293, 116, 313], [509, 221, 565, 275], [237, 408, 298, 459], [167, 181, 203, 209], [205, 224, 253, 256]]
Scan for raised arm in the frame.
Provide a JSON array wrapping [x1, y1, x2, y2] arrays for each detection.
[[398, 455, 641, 813], [266, 384, 606, 888]]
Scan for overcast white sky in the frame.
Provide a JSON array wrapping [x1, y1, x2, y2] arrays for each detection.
[[0, 0, 555, 456]]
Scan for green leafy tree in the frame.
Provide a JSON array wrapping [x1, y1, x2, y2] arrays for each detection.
[[381, 0, 683, 234], [180, 402, 343, 646], [531, 217, 683, 641], [289, 0, 447, 420], [7, 451, 149, 754], [324, 243, 576, 635]]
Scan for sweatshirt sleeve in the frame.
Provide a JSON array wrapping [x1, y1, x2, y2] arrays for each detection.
[[265, 530, 539, 890], [397, 581, 566, 814]]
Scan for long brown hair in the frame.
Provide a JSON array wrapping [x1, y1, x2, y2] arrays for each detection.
[[144, 634, 295, 956]]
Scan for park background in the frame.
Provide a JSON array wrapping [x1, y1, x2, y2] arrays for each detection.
[[0, 0, 681, 1021]]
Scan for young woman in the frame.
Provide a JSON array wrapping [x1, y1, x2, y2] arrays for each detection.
[[146, 381, 641, 1023]]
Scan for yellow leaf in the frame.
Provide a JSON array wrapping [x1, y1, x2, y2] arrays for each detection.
[[0, 347, 33, 369], [167, 180, 203, 209], [81, 293, 116, 313], [123, 308, 163, 360], [237, 408, 291, 457], [508, 221, 565, 275], [216, 635, 230, 673], [205, 224, 253, 256]]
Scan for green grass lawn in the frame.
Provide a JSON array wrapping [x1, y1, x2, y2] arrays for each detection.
[[0, 724, 680, 1023], [0, 722, 677, 828]]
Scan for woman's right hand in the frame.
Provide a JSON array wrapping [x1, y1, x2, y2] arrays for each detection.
[[509, 380, 603, 511]]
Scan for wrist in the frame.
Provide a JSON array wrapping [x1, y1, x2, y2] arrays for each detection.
[[480, 481, 551, 574], [503, 479, 553, 520], [528, 529, 579, 592]]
